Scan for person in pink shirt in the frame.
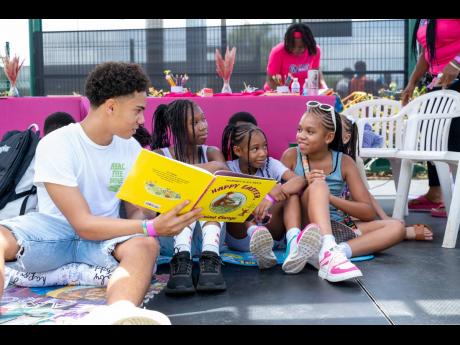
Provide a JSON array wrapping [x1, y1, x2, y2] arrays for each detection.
[[402, 19, 460, 218], [264, 23, 326, 91]]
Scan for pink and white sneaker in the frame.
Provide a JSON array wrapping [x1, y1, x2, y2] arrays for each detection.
[[318, 246, 362, 282], [249, 226, 277, 269], [282, 223, 321, 274]]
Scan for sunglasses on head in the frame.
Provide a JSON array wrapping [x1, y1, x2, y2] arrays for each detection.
[[306, 100, 337, 132]]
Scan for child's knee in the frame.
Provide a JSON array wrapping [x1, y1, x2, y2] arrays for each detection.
[[307, 179, 329, 195]]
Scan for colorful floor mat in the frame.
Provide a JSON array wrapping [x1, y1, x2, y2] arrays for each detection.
[[157, 249, 374, 267], [0, 274, 169, 325]]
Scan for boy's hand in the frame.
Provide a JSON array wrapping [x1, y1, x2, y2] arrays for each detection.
[[151, 200, 202, 237]]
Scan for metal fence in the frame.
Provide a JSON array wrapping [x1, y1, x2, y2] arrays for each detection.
[[32, 20, 408, 96]]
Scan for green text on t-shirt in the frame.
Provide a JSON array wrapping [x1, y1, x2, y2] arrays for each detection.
[[108, 162, 126, 192]]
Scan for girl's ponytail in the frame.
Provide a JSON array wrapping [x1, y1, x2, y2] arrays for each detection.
[[221, 124, 236, 161]]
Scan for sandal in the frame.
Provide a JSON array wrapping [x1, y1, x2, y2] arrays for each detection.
[[408, 195, 443, 212], [406, 223, 434, 241], [431, 206, 447, 218]]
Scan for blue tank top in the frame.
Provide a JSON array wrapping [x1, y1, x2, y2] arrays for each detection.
[[294, 146, 345, 221]]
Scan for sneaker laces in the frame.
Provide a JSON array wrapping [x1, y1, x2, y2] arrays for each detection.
[[171, 250, 193, 275], [200, 252, 222, 273]]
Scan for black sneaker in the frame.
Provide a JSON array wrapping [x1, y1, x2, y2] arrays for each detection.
[[196, 251, 227, 292], [165, 251, 195, 295]]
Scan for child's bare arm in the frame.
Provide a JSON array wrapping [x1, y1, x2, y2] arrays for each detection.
[[329, 155, 376, 221]]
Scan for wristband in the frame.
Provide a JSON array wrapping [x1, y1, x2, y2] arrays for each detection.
[[449, 61, 460, 72], [141, 220, 148, 236], [454, 55, 460, 65], [264, 194, 276, 204], [146, 220, 157, 237]]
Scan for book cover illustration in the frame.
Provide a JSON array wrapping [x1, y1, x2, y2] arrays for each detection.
[[117, 149, 277, 222]]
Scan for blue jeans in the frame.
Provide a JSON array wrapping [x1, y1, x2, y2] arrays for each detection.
[[0, 213, 143, 272]]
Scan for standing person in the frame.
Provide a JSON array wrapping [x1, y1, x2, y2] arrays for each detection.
[[0, 62, 202, 324], [264, 22, 327, 91], [281, 101, 405, 282], [349, 60, 378, 95], [151, 100, 229, 295], [221, 123, 321, 273], [402, 19, 460, 218]]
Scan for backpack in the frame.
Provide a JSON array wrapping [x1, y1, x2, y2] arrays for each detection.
[[0, 124, 40, 218]]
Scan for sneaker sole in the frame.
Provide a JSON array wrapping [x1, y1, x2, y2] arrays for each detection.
[[318, 268, 363, 282], [164, 285, 196, 295], [196, 281, 227, 292], [282, 226, 321, 274], [250, 229, 277, 269]]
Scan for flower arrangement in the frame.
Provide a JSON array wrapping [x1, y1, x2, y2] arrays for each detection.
[[215, 47, 236, 93], [1, 53, 24, 97]]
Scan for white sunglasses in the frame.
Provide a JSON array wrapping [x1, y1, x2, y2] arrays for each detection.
[[306, 100, 336, 132]]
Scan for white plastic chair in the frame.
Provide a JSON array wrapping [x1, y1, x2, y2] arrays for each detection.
[[391, 89, 460, 248], [343, 99, 401, 190]]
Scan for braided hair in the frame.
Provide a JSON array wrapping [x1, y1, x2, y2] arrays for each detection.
[[340, 114, 359, 161], [305, 107, 343, 153], [412, 19, 437, 65], [151, 99, 200, 164], [221, 123, 272, 178], [284, 23, 317, 56]]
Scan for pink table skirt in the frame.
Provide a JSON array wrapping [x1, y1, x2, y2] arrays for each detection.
[[1, 95, 335, 160]]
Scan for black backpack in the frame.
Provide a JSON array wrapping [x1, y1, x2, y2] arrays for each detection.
[[0, 124, 40, 215]]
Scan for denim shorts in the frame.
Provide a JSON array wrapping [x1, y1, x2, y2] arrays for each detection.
[[0, 213, 144, 273], [158, 221, 227, 258]]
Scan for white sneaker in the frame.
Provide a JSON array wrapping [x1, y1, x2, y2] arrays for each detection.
[[78, 303, 171, 325], [282, 223, 321, 274], [318, 246, 363, 282], [249, 226, 277, 269]]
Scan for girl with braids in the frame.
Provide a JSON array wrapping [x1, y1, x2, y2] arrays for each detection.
[[264, 22, 327, 91], [151, 100, 229, 295], [281, 101, 405, 283], [402, 19, 460, 217], [340, 115, 433, 241], [221, 123, 320, 274]]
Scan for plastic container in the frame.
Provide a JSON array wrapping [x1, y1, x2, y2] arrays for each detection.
[[291, 77, 300, 94], [276, 86, 290, 93], [302, 79, 308, 96], [171, 86, 184, 93]]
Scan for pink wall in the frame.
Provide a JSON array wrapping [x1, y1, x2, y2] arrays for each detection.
[[1, 95, 335, 160], [0, 96, 83, 137]]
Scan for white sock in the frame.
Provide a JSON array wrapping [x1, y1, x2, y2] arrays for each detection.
[[319, 234, 337, 259], [286, 227, 301, 252], [174, 222, 196, 256], [201, 222, 222, 255], [247, 225, 259, 238], [108, 300, 136, 309], [338, 242, 352, 259]]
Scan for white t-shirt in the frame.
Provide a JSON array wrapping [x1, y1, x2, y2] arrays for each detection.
[[34, 123, 142, 220], [226, 158, 288, 182]]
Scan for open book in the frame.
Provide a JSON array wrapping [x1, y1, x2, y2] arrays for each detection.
[[116, 149, 277, 222]]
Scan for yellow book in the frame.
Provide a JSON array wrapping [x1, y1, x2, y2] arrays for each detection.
[[117, 149, 277, 223]]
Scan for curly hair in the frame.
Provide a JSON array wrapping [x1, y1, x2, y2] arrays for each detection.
[[85, 61, 150, 108]]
